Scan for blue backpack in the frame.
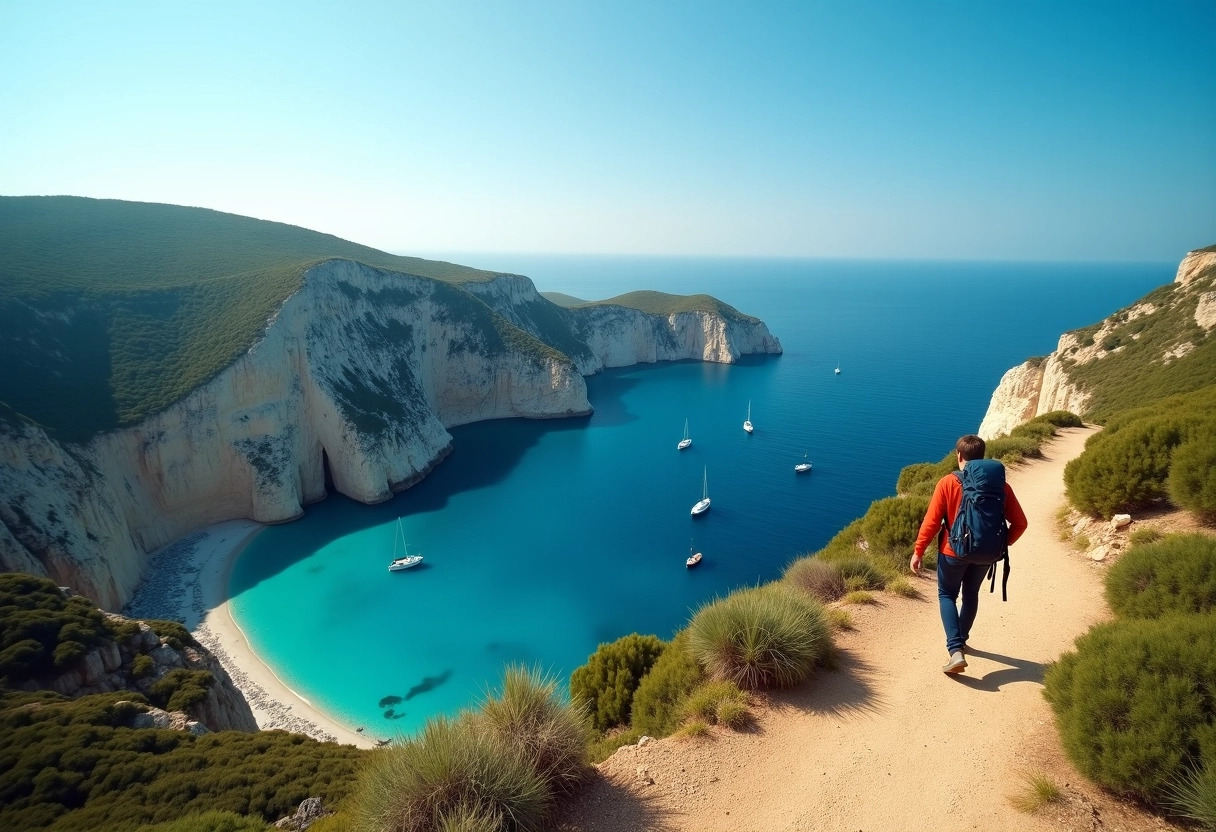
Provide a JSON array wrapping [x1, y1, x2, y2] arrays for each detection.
[[948, 458, 1011, 600]]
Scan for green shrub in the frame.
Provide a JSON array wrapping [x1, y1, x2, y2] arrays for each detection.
[[568, 634, 664, 732], [896, 456, 955, 497], [1105, 534, 1216, 619], [687, 586, 830, 690], [682, 681, 748, 727], [586, 728, 642, 763], [1129, 527, 1164, 546], [349, 715, 548, 832], [630, 631, 703, 738], [1009, 420, 1056, 443], [0, 573, 114, 684], [1065, 415, 1195, 516], [149, 669, 214, 713], [843, 590, 877, 605], [782, 557, 845, 602], [1043, 613, 1216, 804], [131, 653, 155, 679], [828, 557, 885, 590], [134, 810, 271, 831], [1169, 428, 1216, 521], [860, 495, 930, 556], [476, 665, 590, 796], [145, 619, 197, 651], [1037, 410, 1084, 428], [885, 577, 921, 599], [985, 435, 1041, 464], [1165, 760, 1216, 830], [0, 689, 364, 830]]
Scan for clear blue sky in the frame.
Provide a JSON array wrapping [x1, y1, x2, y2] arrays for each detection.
[[1, 1, 1212, 260]]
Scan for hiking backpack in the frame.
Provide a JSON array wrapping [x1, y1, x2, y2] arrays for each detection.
[[948, 458, 1012, 600]]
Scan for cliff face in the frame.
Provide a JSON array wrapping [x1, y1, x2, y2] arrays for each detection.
[[978, 248, 1216, 439], [1, 262, 780, 609]]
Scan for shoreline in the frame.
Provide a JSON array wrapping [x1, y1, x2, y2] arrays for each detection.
[[124, 519, 376, 749]]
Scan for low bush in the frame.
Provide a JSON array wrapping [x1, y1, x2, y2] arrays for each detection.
[[827, 557, 885, 590], [131, 653, 155, 680], [349, 715, 548, 832], [586, 728, 642, 763], [568, 633, 664, 732], [687, 586, 830, 690], [1009, 420, 1057, 443], [783, 557, 845, 602], [145, 619, 197, 651], [896, 455, 955, 497], [1129, 527, 1164, 546], [0, 573, 116, 684], [630, 631, 703, 738], [1043, 613, 1216, 804], [682, 681, 748, 727], [860, 495, 930, 556], [477, 665, 590, 796], [985, 435, 1041, 464], [1169, 427, 1216, 521], [1105, 534, 1216, 619], [1037, 410, 1083, 428], [1065, 414, 1195, 517], [149, 669, 214, 713]]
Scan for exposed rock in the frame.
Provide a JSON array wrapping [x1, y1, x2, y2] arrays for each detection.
[[274, 798, 330, 831], [1196, 292, 1216, 330], [1175, 249, 1216, 287], [1, 261, 779, 611], [638, 735, 654, 747], [1110, 514, 1132, 529], [1089, 545, 1109, 562]]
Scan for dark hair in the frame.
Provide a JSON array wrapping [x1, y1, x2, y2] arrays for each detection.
[[956, 434, 986, 461]]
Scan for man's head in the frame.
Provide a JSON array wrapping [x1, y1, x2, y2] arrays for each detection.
[[955, 434, 986, 466]]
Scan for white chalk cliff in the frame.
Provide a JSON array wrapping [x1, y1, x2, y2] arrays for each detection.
[[1, 261, 781, 609], [978, 248, 1216, 439]]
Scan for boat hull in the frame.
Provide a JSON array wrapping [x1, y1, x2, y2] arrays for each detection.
[[691, 499, 711, 515], [678, 439, 691, 450]]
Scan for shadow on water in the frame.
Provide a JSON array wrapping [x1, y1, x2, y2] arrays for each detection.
[[404, 670, 454, 701], [949, 647, 1044, 692], [229, 412, 591, 596]]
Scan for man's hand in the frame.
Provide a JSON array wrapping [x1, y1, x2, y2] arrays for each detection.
[[910, 553, 923, 575]]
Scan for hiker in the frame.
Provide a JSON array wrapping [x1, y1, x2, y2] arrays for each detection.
[[910, 434, 1028, 674]]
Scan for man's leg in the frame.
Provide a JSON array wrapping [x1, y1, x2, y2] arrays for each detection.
[[958, 563, 991, 648], [936, 553, 967, 654]]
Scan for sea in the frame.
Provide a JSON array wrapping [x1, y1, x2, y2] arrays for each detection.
[[228, 256, 1169, 736]]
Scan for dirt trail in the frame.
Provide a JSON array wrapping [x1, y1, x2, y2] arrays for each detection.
[[558, 427, 1176, 832]]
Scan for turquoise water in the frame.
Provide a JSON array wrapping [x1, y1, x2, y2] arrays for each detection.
[[229, 257, 1168, 735]]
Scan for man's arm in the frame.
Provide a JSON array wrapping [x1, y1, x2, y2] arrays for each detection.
[[911, 477, 950, 572], [1004, 484, 1028, 546]]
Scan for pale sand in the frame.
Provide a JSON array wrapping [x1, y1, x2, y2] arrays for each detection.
[[126, 518, 375, 749], [557, 426, 1180, 832]]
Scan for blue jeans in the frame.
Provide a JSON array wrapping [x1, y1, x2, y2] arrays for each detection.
[[937, 553, 991, 654]]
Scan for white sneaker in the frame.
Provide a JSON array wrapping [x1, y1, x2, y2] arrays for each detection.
[[943, 651, 967, 674]]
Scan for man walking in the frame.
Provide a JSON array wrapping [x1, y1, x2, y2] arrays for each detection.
[[910, 434, 1028, 674]]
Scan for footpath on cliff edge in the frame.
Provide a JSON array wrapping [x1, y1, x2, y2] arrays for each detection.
[[558, 426, 1177, 832]]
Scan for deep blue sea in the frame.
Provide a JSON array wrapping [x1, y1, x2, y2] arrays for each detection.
[[229, 256, 1168, 736]]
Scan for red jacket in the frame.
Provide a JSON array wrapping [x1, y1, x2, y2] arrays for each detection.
[[914, 470, 1028, 558]]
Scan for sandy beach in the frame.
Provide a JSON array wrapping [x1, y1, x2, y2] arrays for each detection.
[[124, 519, 376, 749]]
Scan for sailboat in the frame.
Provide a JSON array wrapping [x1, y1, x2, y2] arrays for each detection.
[[677, 418, 692, 450], [387, 518, 424, 571], [686, 541, 703, 568], [743, 400, 754, 433], [691, 466, 711, 515], [834, 364, 841, 375], [795, 453, 812, 474]]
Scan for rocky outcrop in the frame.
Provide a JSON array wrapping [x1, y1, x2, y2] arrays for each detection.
[[17, 605, 257, 733], [978, 247, 1215, 439], [1, 262, 780, 610]]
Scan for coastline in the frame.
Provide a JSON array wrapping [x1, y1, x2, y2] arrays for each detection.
[[125, 519, 376, 749]]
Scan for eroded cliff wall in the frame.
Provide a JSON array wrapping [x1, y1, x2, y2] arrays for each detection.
[[1, 262, 780, 609]]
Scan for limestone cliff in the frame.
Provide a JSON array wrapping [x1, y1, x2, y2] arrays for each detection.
[[1, 261, 780, 610], [978, 247, 1216, 438]]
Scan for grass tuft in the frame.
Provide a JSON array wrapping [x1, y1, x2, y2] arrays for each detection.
[[783, 557, 846, 602], [1009, 772, 1064, 813], [675, 720, 710, 739], [885, 577, 921, 599], [843, 590, 877, 605], [826, 608, 855, 631]]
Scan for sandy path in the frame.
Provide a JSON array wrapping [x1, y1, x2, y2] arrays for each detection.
[[558, 426, 1155, 832]]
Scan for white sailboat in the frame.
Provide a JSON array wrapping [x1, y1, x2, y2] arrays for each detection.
[[834, 364, 841, 375], [677, 418, 692, 450], [795, 453, 812, 474], [686, 541, 703, 568], [743, 400, 754, 433], [387, 518, 424, 571], [691, 466, 711, 515]]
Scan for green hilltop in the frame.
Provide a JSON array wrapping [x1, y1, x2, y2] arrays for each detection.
[[588, 289, 759, 324], [0, 197, 516, 442]]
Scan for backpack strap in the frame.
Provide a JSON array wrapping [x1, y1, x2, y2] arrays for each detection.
[[985, 553, 1011, 601]]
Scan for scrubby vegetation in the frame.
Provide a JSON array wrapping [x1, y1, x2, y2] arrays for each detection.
[[687, 586, 830, 690], [1104, 534, 1216, 620], [568, 634, 664, 732], [629, 631, 704, 738], [585, 290, 760, 325], [0, 690, 364, 831], [782, 557, 845, 602]]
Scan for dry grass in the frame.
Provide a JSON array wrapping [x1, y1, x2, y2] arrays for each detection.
[[826, 608, 855, 631], [885, 577, 921, 599], [1009, 772, 1063, 813], [843, 590, 878, 605]]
